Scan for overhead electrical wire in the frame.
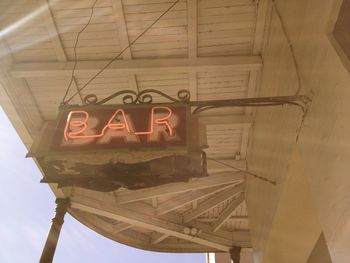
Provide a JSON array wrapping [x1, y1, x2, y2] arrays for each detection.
[[207, 157, 277, 186], [62, 0, 99, 104], [61, 0, 181, 106], [271, 0, 302, 96]]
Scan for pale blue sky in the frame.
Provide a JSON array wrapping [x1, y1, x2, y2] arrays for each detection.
[[0, 107, 205, 263]]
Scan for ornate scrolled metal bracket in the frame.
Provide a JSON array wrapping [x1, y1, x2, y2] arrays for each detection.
[[83, 89, 191, 105], [76, 89, 310, 114]]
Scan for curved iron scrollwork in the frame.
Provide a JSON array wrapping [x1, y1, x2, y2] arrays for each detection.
[[83, 89, 191, 105], [81, 88, 309, 114]]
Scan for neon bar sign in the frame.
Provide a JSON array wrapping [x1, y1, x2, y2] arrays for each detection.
[[50, 104, 189, 152]]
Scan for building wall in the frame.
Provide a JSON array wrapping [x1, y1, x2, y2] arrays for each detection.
[[246, 0, 350, 262]]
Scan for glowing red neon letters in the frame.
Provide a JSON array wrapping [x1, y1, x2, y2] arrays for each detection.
[[63, 106, 179, 144]]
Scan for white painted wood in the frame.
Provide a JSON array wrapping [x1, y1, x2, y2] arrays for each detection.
[[71, 201, 232, 251], [115, 172, 244, 204], [151, 232, 169, 245], [10, 56, 262, 78], [245, 70, 258, 115], [152, 197, 158, 208], [112, 0, 132, 59], [156, 184, 236, 216], [197, 216, 248, 223], [183, 184, 244, 223], [187, 0, 197, 58], [113, 222, 132, 233], [42, 0, 67, 61], [212, 194, 245, 232], [0, 40, 43, 140], [252, 0, 271, 54], [199, 115, 253, 126], [188, 71, 197, 100], [128, 74, 138, 92], [207, 159, 247, 173], [240, 127, 250, 159]]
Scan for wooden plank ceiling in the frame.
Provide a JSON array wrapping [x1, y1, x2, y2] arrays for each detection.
[[0, 0, 268, 255]]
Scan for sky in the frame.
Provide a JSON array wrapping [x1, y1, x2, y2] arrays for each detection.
[[0, 107, 205, 263]]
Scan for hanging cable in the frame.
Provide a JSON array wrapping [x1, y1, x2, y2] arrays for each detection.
[[207, 157, 277, 186], [271, 0, 302, 95], [61, 0, 181, 106], [61, 0, 99, 104]]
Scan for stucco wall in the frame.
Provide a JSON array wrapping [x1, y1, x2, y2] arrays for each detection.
[[246, 0, 350, 262]]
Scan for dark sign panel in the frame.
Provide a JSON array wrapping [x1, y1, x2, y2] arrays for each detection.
[[49, 104, 190, 152]]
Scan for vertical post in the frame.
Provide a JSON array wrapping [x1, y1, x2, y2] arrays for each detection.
[[229, 246, 241, 263], [39, 198, 70, 263]]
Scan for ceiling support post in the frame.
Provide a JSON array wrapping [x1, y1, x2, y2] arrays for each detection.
[[39, 198, 70, 263], [230, 246, 242, 263]]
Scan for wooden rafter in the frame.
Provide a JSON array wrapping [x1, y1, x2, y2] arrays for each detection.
[[10, 56, 262, 78], [207, 159, 247, 173], [113, 222, 132, 233], [156, 184, 235, 216], [68, 186, 251, 250], [0, 40, 43, 142], [212, 193, 245, 232], [187, 0, 198, 100], [115, 172, 244, 204], [199, 114, 253, 126], [40, 0, 67, 62], [183, 184, 244, 223], [252, 0, 272, 54], [42, 0, 83, 103], [187, 0, 197, 58], [71, 201, 233, 251], [112, 0, 132, 59], [151, 232, 169, 245]]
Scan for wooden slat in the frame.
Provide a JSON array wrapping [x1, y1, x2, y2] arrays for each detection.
[[212, 194, 245, 232], [115, 172, 244, 204], [124, 2, 187, 14], [156, 184, 235, 216], [113, 222, 132, 233], [112, 0, 132, 59], [71, 201, 233, 251], [183, 184, 244, 223], [198, 5, 255, 16], [151, 232, 169, 245], [10, 56, 262, 78], [252, 0, 271, 54], [187, 0, 197, 58]]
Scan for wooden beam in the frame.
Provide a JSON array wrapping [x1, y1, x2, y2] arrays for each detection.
[[69, 188, 251, 249], [245, 70, 259, 115], [198, 114, 253, 127], [207, 159, 247, 173], [151, 232, 169, 245], [187, 0, 197, 58], [252, 0, 272, 54], [197, 216, 248, 223], [71, 201, 232, 251], [115, 172, 244, 204], [41, 0, 67, 61], [183, 184, 244, 223], [240, 127, 250, 159], [156, 184, 235, 216], [10, 56, 262, 78], [0, 40, 43, 142], [188, 71, 197, 100], [113, 222, 132, 233], [112, 0, 132, 59], [212, 194, 245, 232], [152, 197, 158, 208], [42, 0, 83, 103]]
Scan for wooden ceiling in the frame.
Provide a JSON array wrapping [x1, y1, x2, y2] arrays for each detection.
[[0, 0, 269, 256]]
